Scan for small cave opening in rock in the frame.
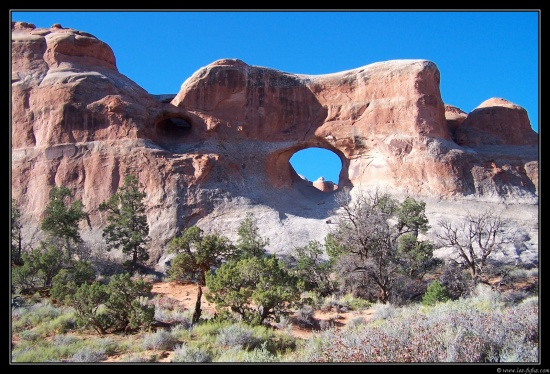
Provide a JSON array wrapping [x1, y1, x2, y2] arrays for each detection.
[[289, 147, 342, 192], [155, 117, 192, 141]]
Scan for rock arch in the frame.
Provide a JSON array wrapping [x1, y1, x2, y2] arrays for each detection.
[[266, 141, 350, 190]]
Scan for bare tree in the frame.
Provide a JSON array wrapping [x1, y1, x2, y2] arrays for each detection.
[[331, 188, 398, 260], [329, 188, 437, 304], [435, 209, 509, 288]]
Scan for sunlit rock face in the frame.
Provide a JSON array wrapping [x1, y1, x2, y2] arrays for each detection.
[[11, 22, 539, 268], [454, 98, 538, 147], [312, 177, 338, 192]]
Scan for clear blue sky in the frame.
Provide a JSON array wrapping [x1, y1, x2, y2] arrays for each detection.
[[11, 10, 540, 184]]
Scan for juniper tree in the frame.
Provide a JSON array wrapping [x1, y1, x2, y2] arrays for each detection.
[[167, 226, 237, 286], [41, 186, 89, 262], [99, 175, 150, 272], [205, 255, 301, 325], [289, 239, 337, 296], [236, 212, 269, 259]]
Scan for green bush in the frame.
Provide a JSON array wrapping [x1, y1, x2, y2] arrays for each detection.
[[206, 256, 301, 325], [65, 273, 155, 335], [50, 261, 96, 305], [12, 244, 64, 293], [422, 280, 451, 306]]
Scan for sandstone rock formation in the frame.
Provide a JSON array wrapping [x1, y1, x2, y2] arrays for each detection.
[[312, 177, 338, 192], [11, 22, 539, 269]]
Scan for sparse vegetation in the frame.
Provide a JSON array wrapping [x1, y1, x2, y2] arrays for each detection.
[[291, 288, 539, 362], [10, 179, 539, 363]]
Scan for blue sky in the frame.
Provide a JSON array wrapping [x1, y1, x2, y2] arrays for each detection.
[[11, 10, 540, 184]]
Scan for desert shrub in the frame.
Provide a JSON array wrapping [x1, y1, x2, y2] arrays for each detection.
[[320, 295, 350, 313], [142, 329, 178, 350], [339, 293, 372, 310], [11, 295, 26, 308], [502, 290, 530, 306], [214, 341, 280, 363], [215, 323, 260, 349], [172, 343, 212, 363], [347, 316, 367, 329], [422, 280, 451, 306], [294, 295, 538, 362], [293, 305, 316, 329], [152, 295, 180, 311], [370, 302, 396, 321], [240, 342, 280, 362], [469, 283, 504, 312], [19, 329, 41, 342], [520, 296, 538, 308], [69, 346, 107, 362], [12, 300, 61, 332], [299, 291, 323, 308], [319, 318, 336, 330], [274, 315, 293, 331], [12, 344, 68, 363], [154, 306, 193, 326], [506, 267, 531, 283], [214, 346, 249, 362], [497, 300, 539, 361], [33, 311, 77, 336], [439, 261, 470, 299], [191, 319, 232, 340], [12, 336, 115, 363], [119, 352, 155, 362], [169, 323, 193, 341], [269, 329, 297, 353], [51, 334, 79, 347]]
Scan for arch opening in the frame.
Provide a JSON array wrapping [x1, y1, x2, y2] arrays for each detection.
[[156, 117, 191, 138], [152, 116, 193, 149], [289, 147, 342, 192]]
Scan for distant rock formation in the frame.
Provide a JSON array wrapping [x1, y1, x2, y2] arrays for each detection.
[[11, 22, 539, 268], [312, 177, 338, 192]]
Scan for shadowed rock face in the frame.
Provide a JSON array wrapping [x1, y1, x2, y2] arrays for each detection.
[[11, 22, 539, 267]]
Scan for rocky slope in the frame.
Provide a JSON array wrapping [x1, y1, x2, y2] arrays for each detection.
[[11, 22, 539, 270]]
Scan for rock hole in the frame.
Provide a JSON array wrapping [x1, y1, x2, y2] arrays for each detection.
[[289, 147, 341, 192], [155, 117, 191, 139]]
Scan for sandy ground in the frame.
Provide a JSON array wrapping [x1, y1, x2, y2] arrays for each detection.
[[150, 281, 375, 339], [108, 280, 375, 362]]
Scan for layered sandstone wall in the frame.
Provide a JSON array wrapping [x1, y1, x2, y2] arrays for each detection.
[[11, 22, 539, 267]]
